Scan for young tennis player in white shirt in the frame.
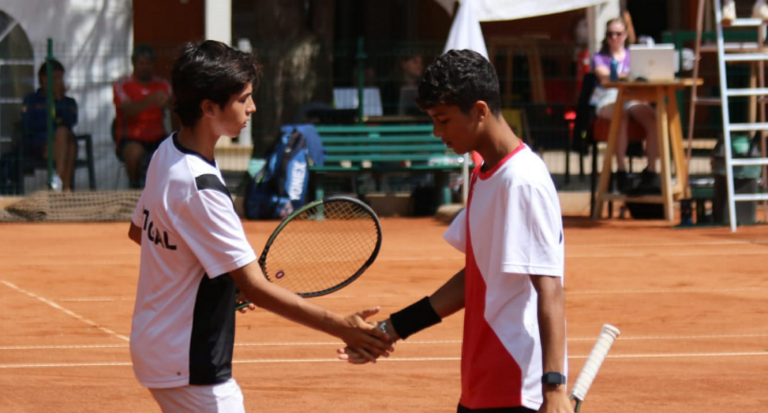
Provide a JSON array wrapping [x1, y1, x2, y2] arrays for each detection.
[[339, 49, 572, 413], [128, 40, 393, 413]]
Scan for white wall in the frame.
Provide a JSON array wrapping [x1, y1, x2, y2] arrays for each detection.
[[588, 0, 620, 53], [2, 0, 133, 190], [205, 0, 231, 45]]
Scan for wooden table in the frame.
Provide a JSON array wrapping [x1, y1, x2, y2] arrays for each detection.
[[591, 78, 703, 222]]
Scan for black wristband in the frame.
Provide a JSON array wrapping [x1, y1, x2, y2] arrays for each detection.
[[389, 296, 442, 340]]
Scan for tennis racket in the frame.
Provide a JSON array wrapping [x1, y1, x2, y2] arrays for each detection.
[[236, 196, 382, 310], [569, 324, 621, 412]]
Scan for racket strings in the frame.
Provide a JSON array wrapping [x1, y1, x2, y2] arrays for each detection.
[[262, 200, 380, 295]]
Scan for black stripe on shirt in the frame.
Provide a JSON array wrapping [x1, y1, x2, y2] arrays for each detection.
[[195, 174, 235, 208], [195, 174, 230, 196], [188, 272, 237, 385]]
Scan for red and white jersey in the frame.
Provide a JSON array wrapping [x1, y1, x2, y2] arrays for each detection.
[[443, 144, 565, 410]]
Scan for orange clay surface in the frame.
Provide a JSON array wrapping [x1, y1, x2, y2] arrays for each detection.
[[1, 217, 768, 412]]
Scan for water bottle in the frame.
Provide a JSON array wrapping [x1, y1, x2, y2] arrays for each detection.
[[609, 59, 619, 81], [50, 172, 63, 192]]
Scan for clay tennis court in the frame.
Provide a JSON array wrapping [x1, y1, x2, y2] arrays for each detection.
[[1, 217, 767, 412]]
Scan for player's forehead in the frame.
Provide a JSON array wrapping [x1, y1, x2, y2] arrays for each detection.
[[133, 56, 154, 65], [227, 83, 253, 102], [239, 83, 253, 95], [608, 21, 625, 31]]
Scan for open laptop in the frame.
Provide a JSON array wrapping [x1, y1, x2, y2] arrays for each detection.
[[629, 44, 676, 81], [333, 87, 383, 117]]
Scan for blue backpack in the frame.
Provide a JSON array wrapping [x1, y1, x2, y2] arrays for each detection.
[[244, 124, 324, 220]]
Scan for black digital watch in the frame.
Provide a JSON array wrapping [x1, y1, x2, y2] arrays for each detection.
[[541, 372, 567, 386]]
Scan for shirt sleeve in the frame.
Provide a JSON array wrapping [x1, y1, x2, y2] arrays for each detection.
[[500, 184, 564, 277], [592, 53, 610, 71], [622, 51, 631, 75], [113, 80, 130, 106], [162, 79, 172, 96], [131, 190, 146, 227], [443, 207, 467, 253], [174, 190, 257, 278]]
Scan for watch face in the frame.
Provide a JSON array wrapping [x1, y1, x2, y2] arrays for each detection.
[[542, 372, 566, 385]]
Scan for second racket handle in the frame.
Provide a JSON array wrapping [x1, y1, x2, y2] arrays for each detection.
[[570, 324, 620, 401]]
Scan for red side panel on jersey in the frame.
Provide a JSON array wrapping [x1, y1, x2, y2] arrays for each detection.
[[459, 165, 523, 409]]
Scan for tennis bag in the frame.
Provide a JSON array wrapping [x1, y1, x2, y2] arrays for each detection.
[[244, 124, 324, 220]]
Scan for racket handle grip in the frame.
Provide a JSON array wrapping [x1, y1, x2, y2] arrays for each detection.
[[570, 324, 620, 402]]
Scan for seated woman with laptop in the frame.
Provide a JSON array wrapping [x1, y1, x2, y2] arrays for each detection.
[[591, 17, 659, 194]]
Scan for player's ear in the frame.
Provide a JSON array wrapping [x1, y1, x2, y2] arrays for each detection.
[[201, 99, 216, 118], [474, 101, 489, 123]]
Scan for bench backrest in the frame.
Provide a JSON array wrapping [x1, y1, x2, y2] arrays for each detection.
[[314, 124, 464, 166]]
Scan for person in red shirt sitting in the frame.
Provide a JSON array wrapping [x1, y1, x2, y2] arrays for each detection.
[[113, 45, 172, 189]]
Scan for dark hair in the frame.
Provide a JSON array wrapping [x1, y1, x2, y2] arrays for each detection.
[[38, 59, 65, 79], [171, 40, 261, 128], [415, 49, 501, 115], [599, 18, 629, 54], [132, 44, 156, 62]]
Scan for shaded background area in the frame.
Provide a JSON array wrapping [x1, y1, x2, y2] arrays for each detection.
[[0, 0, 744, 195]]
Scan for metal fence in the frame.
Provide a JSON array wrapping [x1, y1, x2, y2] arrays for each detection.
[[0, 35, 744, 196]]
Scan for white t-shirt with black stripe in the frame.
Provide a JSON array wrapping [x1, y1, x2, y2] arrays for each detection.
[[129, 133, 256, 389]]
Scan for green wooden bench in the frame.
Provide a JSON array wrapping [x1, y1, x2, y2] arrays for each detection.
[[311, 124, 468, 206]]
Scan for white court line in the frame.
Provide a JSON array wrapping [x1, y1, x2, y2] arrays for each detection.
[[233, 334, 768, 345], [4, 334, 768, 351], [380, 249, 768, 262], [58, 297, 133, 302], [567, 240, 768, 248], [568, 333, 768, 341], [575, 351, 768, 359], [567, 287, 763, 295], [54, 287, 765, 304], [4, 246, 767, 269], [0, 344, 129, 350], [54, 286, 766, 304], [3, 351, 768, 369], [0, 260, 132, 267], [56, 294, 397, 302], [567, 250, 768, 258], [0, 280, 129, 342], [0, 362, 133, 369]]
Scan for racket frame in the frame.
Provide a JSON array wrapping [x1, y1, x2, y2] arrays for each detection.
[[236, 196, 382, 309]]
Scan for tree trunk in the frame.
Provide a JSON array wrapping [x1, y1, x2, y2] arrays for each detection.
[[239, 0, 335, 156]]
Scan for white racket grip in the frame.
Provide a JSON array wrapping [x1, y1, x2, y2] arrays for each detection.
[[570, 324, 620, 401]]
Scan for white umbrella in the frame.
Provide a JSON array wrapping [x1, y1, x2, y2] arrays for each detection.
[[436, 0, 612, 22], [439, 0, 609, 203], [443, 0, 488, 58]]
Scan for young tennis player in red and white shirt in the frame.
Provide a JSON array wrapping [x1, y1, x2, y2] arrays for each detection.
[[339, 49, 572, 413], [128, 40, 393, 413]]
